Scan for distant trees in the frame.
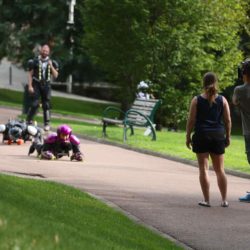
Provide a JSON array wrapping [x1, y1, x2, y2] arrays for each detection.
[[0, 0, 99, 82], [81, 0, 245, 126], [239, 0, 250, 57], [0, 1, 67, 63]]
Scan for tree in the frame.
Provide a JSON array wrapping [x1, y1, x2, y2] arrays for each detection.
[[81, 0, 151, 109], [0, 0, 99, 83], [239, 0, 250, 57], [0, 1, 68, 63], [82, 0, 245, 126]]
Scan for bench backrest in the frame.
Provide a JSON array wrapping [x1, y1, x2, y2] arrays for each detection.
[[126, 98, 161, 125]]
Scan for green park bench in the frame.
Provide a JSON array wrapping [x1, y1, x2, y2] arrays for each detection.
[[102, 98, 162, 141]]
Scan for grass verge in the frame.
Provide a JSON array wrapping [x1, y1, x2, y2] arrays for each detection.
[[0, 88, 114, 120], [0, 174, 182, 250]]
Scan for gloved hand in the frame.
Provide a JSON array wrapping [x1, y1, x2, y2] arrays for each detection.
[[41, 150, 56, 160]]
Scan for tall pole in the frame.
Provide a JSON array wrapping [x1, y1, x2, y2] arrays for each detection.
[[67, 0, 76, 93]]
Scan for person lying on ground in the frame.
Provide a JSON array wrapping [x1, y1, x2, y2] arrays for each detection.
[[0, 119, 43, 145], [28, 124, 84, 161]]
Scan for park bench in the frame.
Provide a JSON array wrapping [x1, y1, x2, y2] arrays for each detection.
[[102, 98, 162, 141]]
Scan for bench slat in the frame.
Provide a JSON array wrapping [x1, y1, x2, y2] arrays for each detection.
[[127, 114, 148, 121], [131, 105, 153, 111], [132, 103, 156, 108], [102, 98, 161, 141], [129, 108, 152, 115]]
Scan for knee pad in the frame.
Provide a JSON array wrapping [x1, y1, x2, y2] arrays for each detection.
[[42, 101, 50, 110], [31, 100, 40, 109]]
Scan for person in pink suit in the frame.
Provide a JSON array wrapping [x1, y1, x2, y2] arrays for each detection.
[[28, 124, 83, 161]]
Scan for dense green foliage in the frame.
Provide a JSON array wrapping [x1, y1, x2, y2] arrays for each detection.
[[82, 0, 245, 126], [0, 174, 181, 249], [239, 0, 250, 57], [0, 1, 67, 63]]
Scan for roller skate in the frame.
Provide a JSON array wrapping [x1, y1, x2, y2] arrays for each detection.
[[70, 152, 84, 162]]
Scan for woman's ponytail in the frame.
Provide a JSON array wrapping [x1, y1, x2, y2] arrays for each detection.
[[203, 72, 218, 105]]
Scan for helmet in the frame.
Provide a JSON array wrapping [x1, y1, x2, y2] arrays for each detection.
[[137, 81, 149, 90], [8, 126, 22, 141], [57, 124, 72, 136]]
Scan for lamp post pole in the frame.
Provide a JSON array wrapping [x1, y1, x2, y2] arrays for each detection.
[[67, 0, 76, 93]]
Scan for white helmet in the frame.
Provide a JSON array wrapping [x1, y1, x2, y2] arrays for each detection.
[[137, 81, 149, 89]]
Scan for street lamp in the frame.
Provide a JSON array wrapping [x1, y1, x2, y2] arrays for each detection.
[[66, 0, 76, 93], [67, 0, 76, 25]]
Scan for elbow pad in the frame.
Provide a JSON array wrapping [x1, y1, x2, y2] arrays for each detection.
[[69, 135, 80, 145], [27, 59, 34, 71], [52, 60, 59, 71], [0, 124, 6, 133], [45, 133, 57, 144], [27, 125, 38, 136]]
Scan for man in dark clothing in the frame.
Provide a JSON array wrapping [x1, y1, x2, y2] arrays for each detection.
[[233, 59, 250, 202], [26, 44, 59, 131]]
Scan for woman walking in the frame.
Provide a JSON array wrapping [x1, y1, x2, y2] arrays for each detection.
[[186, 72, 231, 207]]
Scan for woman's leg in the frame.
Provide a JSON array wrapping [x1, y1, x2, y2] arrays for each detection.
[[197, 153, 210, 203], [210, 153, 227, 202]]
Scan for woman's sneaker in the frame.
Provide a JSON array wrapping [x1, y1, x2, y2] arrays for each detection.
[[221, 201, 229, 207], [198, 201, 211, 207]]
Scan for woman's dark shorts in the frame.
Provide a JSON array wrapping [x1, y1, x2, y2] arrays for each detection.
[[192, 131, 225, 155]]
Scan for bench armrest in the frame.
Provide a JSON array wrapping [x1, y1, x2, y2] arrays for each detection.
[[102, 106, 125, 119], [124, 109, 157, 141]]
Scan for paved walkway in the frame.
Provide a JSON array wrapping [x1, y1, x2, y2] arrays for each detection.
[[1, 107, 250, 250]]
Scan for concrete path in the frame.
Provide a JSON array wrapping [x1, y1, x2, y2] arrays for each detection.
[[1, 107, 250, 250]]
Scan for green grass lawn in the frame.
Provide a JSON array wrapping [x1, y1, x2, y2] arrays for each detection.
[[0, 88, 113, 120], [0, 174, 182, 250]]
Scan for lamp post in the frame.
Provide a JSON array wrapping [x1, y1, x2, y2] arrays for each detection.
[[66, 0, 76, 93]]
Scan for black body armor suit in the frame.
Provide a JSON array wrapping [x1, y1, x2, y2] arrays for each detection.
[[26, 56, 59, 126]]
